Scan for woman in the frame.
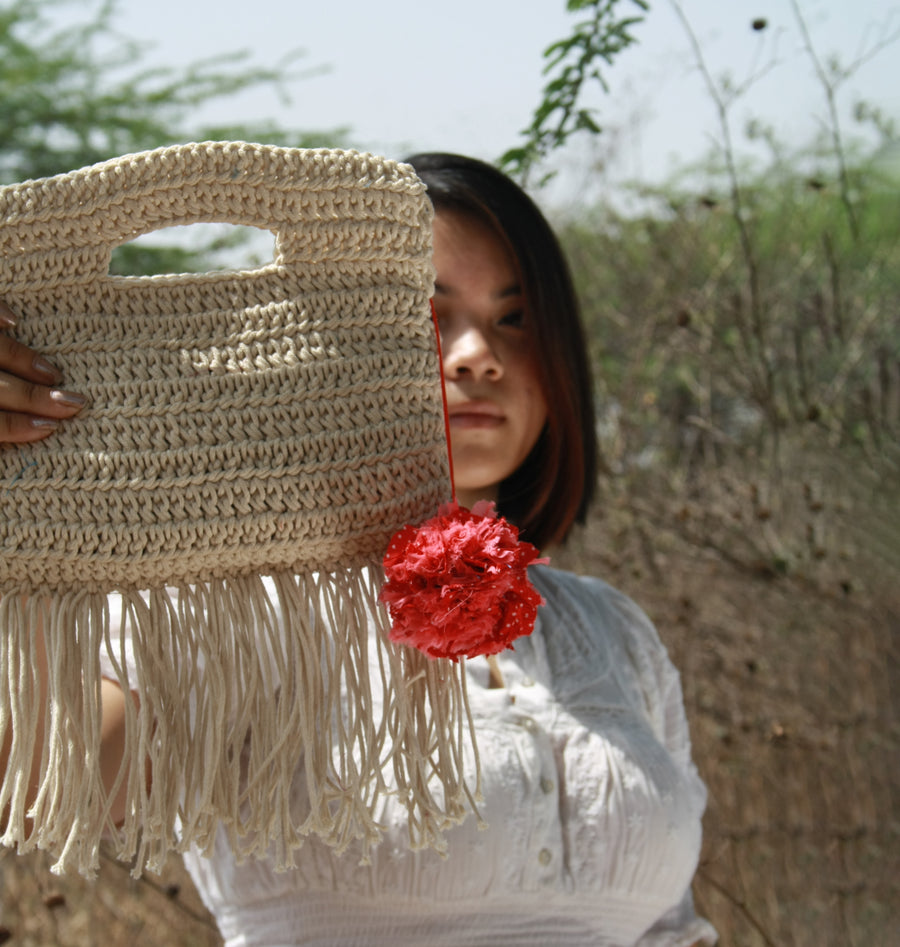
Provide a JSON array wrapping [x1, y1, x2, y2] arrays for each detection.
[[0, 153, 716, 946]]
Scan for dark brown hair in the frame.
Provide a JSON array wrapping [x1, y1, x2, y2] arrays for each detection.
[[405, 152, 597, 550]]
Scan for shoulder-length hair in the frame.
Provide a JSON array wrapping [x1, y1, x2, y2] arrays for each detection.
[[405, 152, 597, 550]]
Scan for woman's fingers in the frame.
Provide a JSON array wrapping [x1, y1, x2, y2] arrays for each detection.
[[0, 366, 86, 443], [0, 368, 85, 416], [0, 304, 86, 444], [0, 368, 86, 443], [0, 326, 64, 386], [0, 410, 63, 444], [0, 301, 17, 331]]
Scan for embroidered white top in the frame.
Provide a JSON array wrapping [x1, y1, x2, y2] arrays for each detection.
[[105, 565, 716, 947]]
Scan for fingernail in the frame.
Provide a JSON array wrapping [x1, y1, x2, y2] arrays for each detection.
[[32, 356, 63, 384], [0, 303, 17, 329], [49, 389, 86, 409], [30, 417, 60, 430]]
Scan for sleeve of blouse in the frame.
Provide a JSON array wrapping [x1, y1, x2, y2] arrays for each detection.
[[601, 584, 693, 768], [587, 579, 718, 946]]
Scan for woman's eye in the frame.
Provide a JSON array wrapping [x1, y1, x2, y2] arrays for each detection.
[[498, 309, 525, 328]]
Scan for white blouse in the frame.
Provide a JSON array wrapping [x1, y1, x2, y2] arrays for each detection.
[[170, 566, 716, 947]]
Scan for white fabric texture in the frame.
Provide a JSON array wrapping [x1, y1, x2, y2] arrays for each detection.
[[102, 565, 716, 946]]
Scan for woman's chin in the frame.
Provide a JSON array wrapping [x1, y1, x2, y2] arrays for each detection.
[[453, 485, 499, 510]]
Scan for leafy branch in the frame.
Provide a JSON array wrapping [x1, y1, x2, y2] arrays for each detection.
[[499, 0, 648, 185]]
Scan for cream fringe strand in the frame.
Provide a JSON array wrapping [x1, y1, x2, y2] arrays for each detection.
[[0, 565, 480, 878]]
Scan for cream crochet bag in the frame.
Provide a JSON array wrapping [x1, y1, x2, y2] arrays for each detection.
[[0, 142, 477, 877]]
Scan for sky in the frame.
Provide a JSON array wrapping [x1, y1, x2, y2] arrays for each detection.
[[89, 0, 900, 206]]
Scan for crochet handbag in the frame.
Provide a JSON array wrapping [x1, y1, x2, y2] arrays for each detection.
[[0, 142, 478, 877]]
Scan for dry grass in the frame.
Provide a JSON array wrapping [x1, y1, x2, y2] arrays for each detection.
[[1, 477, 897, 946]]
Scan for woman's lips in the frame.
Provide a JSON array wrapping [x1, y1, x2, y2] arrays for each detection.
[[447, 403, 504, 429]]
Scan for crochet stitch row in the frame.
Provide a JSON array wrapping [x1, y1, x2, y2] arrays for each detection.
[[0, 142, 450, 591]]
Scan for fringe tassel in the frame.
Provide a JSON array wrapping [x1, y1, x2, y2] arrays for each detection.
[[0, 563, 477, 878]]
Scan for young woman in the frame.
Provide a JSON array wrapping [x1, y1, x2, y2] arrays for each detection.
[[0, 153, 716, 946]]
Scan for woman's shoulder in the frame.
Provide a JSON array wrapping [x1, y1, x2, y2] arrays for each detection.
[[529, 563, 663, 653], [527, 565, 681, 722]]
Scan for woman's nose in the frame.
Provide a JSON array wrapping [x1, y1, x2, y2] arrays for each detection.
[[441, 324, 502, 381]]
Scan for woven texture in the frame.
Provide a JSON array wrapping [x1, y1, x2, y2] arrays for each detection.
[[0, 141, 449, 589], [0, 142, 473, 879]]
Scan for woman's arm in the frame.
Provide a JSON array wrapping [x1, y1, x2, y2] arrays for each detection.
[[0, 301, 85, 443]]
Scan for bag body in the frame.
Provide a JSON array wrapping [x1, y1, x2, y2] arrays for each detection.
[[0, 142, 473, 877]]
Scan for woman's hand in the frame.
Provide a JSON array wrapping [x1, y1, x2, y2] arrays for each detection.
[[0, 301, 85, 444]]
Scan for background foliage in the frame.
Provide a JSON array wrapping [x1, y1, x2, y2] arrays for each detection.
[[0, 0, 345, 274], [553, 2, 900, 587]]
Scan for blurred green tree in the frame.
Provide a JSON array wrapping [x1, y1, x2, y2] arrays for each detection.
[[0, 0, 347, 272]]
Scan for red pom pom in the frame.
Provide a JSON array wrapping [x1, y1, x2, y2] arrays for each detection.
[[379, 500, 549, 660]]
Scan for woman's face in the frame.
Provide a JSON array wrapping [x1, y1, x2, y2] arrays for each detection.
[[432, 208, 548, 509]]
